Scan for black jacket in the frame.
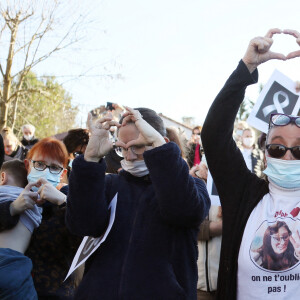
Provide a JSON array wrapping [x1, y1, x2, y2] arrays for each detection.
[[21, 137, 39, 150], [201, 60, 269, 300]]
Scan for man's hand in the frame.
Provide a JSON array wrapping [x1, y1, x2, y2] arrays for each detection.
[[85, 112, 121, 162], [120, 107, 166, 149]]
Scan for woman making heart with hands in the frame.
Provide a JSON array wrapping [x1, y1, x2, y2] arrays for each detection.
[[201, 28, 300, 300], [67, 106, 210, 300]]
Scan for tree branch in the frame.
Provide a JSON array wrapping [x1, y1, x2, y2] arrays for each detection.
[[12, 12, 81, 80], [14, 15, 46, 55], [0, 64, 5, 77], [8, 87, 53, 102]]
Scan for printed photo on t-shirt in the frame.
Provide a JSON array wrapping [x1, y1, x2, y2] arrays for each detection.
[[250, 217, 300, 273]]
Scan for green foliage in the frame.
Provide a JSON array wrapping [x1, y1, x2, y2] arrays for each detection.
[[8, 72, 78, 138]]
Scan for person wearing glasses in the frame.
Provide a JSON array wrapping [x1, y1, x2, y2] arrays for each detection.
[[66, 106, 210, 300], [201, 28, 300, 300], [251, 221, 300, 272], [0, 137, 81, 299]]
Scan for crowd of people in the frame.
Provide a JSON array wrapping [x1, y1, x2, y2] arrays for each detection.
[[1, 28, 300, 300]]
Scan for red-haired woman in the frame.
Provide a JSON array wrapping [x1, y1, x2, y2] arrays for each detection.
[[0, 137, 80, 299]]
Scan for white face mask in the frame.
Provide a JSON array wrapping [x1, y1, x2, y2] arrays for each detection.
[[121, 159, 149, 177], [243, 137, 254, 147], [24, 134, 33, 141]]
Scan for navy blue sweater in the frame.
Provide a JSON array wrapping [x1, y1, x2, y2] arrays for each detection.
[[66, 142, 210, 300]]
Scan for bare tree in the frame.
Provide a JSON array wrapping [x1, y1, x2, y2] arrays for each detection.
[[0, 0, 82, 130]]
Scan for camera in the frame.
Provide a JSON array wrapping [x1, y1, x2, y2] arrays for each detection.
[[106, 102, 115, 111]]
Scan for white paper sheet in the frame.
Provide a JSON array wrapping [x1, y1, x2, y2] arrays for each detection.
[[64, 193, 118, 281]]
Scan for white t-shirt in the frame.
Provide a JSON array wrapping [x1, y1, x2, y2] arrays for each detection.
[[237, 181, 300, 300]]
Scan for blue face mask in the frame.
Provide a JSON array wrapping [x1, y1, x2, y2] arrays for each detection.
[[27, 168, 61, 192], [263, 156, 300, 189]]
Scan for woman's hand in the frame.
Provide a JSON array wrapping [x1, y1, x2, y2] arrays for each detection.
[[37, 178, 66, 206], [242, 28, 286, 73], [10, 182, 40, 216], [283, 29, 300, 59], [291, 230, 300, 260], [120, 107, 165, 149], [85, 112, 121, 162]]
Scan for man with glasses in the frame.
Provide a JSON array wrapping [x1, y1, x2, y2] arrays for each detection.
[[202, 28, 300, 300]]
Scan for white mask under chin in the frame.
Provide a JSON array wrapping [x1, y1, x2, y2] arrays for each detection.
[[24, 134, 33, 141], [121, 159, 149, 177]]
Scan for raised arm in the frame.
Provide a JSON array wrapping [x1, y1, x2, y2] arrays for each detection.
[[119, 108, 210, 228], [201, 29, 286, 207], [144, 142, 210, 228], [66, 114, 121, 237]]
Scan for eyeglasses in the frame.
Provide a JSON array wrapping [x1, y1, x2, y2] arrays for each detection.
[[269, 113, 300, 129], [266, 144, 300, 160], [31, 160, 64, 174], [114, 145, 146, 158], [271, 234, 290, 243]]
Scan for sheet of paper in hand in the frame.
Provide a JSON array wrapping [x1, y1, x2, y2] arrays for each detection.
[[247, 70, 300, 133], [207, 170, 220, 206], [64, 193, 118, 281]]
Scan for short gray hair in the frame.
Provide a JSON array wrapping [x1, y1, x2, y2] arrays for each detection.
[[21, 124, 35, 133]]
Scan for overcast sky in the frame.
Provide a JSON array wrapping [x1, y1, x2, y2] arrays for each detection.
[[34, 0, 300, 127]]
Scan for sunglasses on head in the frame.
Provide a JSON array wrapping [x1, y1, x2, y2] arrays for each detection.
[[269, 113, 300, 129], [266, 144, 300, 160]]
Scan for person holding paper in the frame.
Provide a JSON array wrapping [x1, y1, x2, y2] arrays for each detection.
[[66, 106, 210, 300], [201, 28, 300, 300]]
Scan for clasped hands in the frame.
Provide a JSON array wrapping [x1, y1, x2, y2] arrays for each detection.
[[84, 106, 166, 162], [10, 179, 66, 216], [243, 28, 300, 73]]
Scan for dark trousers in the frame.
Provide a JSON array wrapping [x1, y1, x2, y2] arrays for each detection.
[[197, 289, 216, 300]]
